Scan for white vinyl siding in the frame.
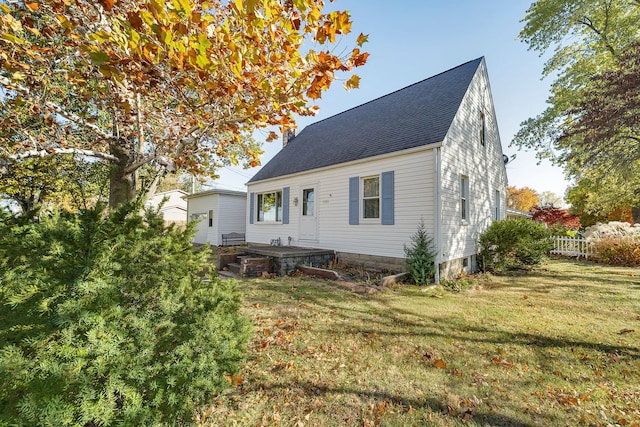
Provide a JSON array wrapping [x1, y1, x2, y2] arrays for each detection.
[[187, 191, 246, 245], [247, 149, 436, 259], [438, 59, 508, 266]]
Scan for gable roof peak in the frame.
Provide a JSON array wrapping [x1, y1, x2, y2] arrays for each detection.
[[306, 57, 484, 131]]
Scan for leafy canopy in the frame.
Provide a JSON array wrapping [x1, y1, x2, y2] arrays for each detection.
[[0, 0, 369, 206], [566, 176, 635, 226], [514, 0, 640, 219], [531, 205, 581, 230], [506, 186, 540, 212], [0, 155, 109, 213]]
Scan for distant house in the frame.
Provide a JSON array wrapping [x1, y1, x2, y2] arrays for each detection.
[[246, 58, 507, 280], [506, 207, 533, 219], [186, 189, 247, 245], [145, 189, 188, 226]]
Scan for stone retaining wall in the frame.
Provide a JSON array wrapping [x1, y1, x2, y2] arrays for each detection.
[[274, 253, 334, 276]]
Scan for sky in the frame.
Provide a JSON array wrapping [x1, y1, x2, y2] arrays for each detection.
[[212, 1, 569, 198]]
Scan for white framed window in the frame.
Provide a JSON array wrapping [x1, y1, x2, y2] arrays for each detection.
[[190, 212, 206, 222], [208, 210, 213, 227], [480, 111, 487, 147], [257, 190, 283, 222], [362, 176, 380, 219], [461, 175, 469, 221]]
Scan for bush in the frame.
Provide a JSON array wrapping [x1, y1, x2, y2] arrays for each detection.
[[478, 218, 553, 273], [548, 223, 578, 237], [404, 219, 436, 285], [0, 204, 252, 426], [591, 236, 640, 266], [584, 221, 640, 241]]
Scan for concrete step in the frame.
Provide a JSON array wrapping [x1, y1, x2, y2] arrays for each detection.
[[227, 263, 242, 275], [218, 270, 239, 280]]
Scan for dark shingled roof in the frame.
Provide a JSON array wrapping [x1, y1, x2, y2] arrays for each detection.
[[249, 57, 482, 183]]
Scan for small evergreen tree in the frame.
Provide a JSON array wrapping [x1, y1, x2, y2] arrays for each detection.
[[404, 219, 437, 285], [0, 204, 252, 426]]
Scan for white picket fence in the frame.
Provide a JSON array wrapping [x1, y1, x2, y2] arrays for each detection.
[[550, 236, 595, 258]]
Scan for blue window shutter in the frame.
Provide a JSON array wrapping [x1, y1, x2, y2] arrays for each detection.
[[349, 177, 359, 225], [282, 187, 290, 224], [249, 192, 255, 224], [381, 171, 394, 225]]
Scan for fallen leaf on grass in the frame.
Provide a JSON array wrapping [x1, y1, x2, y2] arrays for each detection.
[[225, 374, 243, 386], [618, 328, 635, 335], [491, 355, 514, 369], [434, 358, 447, 369]]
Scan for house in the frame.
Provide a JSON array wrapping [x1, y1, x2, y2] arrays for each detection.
[[245, 58, 508, 281], [186, 189, 247, 245], [506, 207, 533, 219], [145, 189, 188, 226]]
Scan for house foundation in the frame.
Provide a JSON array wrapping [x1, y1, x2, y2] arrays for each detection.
[[335, 252, 406, 273]]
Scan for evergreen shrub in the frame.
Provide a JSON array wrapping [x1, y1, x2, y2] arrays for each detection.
[[0, 204, 251, 426], [404, 219, 436, 285], [478, 218, 553, 273]]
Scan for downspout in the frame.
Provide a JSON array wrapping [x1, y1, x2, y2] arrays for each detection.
[[434, 147, 442, 284]]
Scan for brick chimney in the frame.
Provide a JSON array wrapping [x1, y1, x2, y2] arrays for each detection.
[[282, 129, 296, 147]]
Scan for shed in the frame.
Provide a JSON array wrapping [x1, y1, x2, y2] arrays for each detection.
[[145, 189, 188, 226], [186, 189, 247, 245]]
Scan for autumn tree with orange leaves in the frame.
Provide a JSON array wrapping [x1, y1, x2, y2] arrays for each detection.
[[0, 0, 368, 207], [506, 186, 540, 212]]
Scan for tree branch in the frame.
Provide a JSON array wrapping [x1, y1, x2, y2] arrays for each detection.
[[1, 148, 118, 164], [123, 153, 175, 175], [0, 75, 113, 141], [578, 15, 617, 56]]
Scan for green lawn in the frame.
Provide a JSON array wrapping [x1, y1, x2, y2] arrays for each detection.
[[201, 259, 640, 427]]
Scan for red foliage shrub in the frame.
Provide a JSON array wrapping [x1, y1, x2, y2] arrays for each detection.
[[531, 206, 581, 229]]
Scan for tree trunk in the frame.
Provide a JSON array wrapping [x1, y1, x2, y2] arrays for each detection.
[[632, 207, 640, 224], [108, 142, 136, 209]]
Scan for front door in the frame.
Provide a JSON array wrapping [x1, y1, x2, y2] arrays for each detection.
[[299, 186, 317, 241]]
